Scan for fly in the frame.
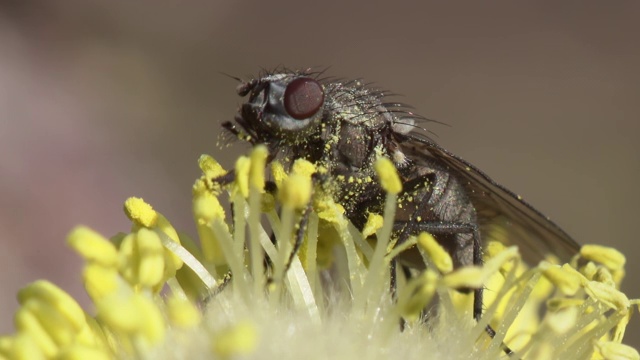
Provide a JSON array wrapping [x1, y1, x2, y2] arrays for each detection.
[[219, 68, 581, 353]]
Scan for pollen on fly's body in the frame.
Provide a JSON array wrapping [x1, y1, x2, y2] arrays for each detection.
[[219, 67, 581, 353]]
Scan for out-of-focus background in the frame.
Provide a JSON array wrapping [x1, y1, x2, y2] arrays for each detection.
[[1, 0, 639, 349]]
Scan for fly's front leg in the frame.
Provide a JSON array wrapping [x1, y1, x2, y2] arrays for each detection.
[[264, 205, 311, 286], [214, 167, 314, 279], [271, 172, 321, 280], [283, 204, 312, 274], [281, 171, 331, 273], [209, 172, 281, 286], [391, 172, 515, 355]]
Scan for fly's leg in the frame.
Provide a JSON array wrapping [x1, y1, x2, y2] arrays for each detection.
[[396, 221, 515, 356], [210, 171, 236, 187], [389, 258, 398, 299], [407, 222, 483, 320], [212, 173, 313, 284], [200, 272, 233, 303], [390, 260, 417, 331], [283, 205, 312, 273], [198, 173, 238, 300], [281, 171, 334, 273], [208, 173, 282, 292], [264, 207, 311, 286]]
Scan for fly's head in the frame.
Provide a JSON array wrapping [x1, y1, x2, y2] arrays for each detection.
[[224, 71, 325, 151]]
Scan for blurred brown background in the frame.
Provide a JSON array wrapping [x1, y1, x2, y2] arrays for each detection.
[[1, 0, 639, 349]]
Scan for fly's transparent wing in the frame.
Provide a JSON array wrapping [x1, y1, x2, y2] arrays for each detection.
[[400, 133, 581, 265]]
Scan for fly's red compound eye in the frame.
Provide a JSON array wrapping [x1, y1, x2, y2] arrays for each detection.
[[283, 77, 324, 120]]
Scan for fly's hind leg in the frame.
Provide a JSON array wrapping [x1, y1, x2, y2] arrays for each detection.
[[406, 222, 483, 320], [396, 221, 515, 356]]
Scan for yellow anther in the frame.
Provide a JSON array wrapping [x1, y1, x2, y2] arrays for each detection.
[[234, 156, 251, 198], [198, 154, 227, 179], [270, 161, 287, 189], [484, 240, 508, 259], [584, 280, 630, 311], [442, 266, 485, 289], [192, 177, 211, 197], [579, 261, 598, 280], [279, 173, 312, 209], [417, 232, 453, 274], [374, 157, 402, 194], [249, 145, 269, 190], [14, 306, 57, 357], [313, 195, 346, 225], [443, 247, 518, 289], [17, 281, 86, 333], [193, 194, 226, 223], [124, 197, 158, 227], [133, 228, 166, 288], [291, 159, 316, 178], [595, 341, 640, 360], [8, 333, 46, 360], [581, 245, 626, 271], [193, 194, 227, 265], [593, 267, 616, 287], [67, 226, 118, 267], [82, 264, 120, 301], [540, 263, 584, 296], [362, 213, 383, 238], [18, 299, 77, 349], [397, 270, 439, 322]]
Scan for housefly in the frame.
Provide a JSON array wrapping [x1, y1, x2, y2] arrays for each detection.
[[220, 68, 581, 328]]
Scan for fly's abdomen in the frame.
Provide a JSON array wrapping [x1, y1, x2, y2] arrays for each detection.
[[405, 164, 478, 268]]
